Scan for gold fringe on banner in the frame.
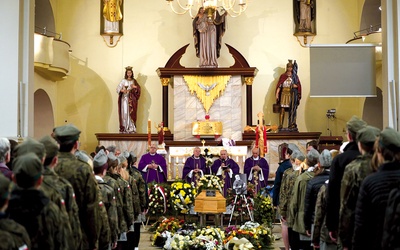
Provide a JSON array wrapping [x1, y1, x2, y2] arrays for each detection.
[[183, 75, 231, 113]]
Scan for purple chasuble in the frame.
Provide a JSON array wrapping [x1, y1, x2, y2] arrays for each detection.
[[244, 157, 270, 193], [138, 153, 167, 183], [182, 156, 206, 185], [211, 158, 239, 197]]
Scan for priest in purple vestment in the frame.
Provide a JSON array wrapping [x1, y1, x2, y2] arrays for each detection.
[[211, 149, 239, 197], [138, 143, 167, 183], [244, 147, 270, 194], [183, 147, 206, 186]]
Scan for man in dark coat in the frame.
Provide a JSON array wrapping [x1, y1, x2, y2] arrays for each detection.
[[326, 116, 367, 243]]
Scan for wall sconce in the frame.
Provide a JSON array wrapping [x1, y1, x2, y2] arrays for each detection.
[[100, 0, 123, 47], [294, 33, 316, 48]]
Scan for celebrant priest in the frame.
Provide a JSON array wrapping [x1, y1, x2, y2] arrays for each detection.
[[244, 147, 270, 193], [211, 149, 239, 197], [138, 143, 167, 183], [182, 147, 206, 186]]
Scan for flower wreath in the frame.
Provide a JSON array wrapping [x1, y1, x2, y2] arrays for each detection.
[[196, 174, 223, 194], [147, 183, 170, 216], [169, 181, 197, 214]]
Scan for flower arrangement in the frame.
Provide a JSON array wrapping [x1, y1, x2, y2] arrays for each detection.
[[253, 194, 275, 227], [188, 226, 226, 250], [226, 183, 256, 219], [202, 148, 214, 174], [148, 182, 171, 217], [150, 217, 185, 247], [196, 174, 223, 194], [169, 181, 197, 214], [224, 221, 275, 249]]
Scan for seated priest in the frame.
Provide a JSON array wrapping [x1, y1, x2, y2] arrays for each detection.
[[182, 147, 206, 186], [138, 143, 167, 183], [244, 147, 270, 193], [211, 149, 239, 197]]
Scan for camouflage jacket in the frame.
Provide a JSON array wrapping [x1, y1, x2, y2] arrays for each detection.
[[279, 167, 299, 223], [130, 167, 148, 211], [97, 176, 119, 244], [127, 175, 141, 218], [114, 173, 134, 228], [104, 173, 127, 233], [339, 154, 374, 248], [0, 216, 31, 250], [41, 167, 82, 249], [313, 183, 335, 246], [97, 189, 111, 250], [55, 152, 99, 249], [8, 188, 71, 250]]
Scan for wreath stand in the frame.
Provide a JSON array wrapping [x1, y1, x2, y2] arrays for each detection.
[[228, 194, 254, 227]]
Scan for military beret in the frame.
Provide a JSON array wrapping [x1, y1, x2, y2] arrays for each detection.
[[14, 137, 46, 159], [122, 151, 130, 159], [108, 152, 117, 161], [118, 155, 127, 165], [296, 152, 306, 162], [0, 174, 11, 200], [53, 124, 81, 142], [319, 149, 332, 167], [39, 135, 59, 159], [13, 153, 43, 189], [379, 127, 400, 150], [93, 149, 108, 168], [346, 116, 367, 133], [356, 126, 380, 145]]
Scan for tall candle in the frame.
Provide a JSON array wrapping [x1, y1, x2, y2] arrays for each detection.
[[147, 119, 151, 147]]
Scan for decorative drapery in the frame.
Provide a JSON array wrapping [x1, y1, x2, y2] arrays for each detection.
[[183, 75, 231, 113]]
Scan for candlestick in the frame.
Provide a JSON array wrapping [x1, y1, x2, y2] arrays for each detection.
[[147, 119, 151, 147]]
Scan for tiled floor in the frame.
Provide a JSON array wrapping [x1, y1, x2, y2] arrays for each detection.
[[138, 223, 285, 250]]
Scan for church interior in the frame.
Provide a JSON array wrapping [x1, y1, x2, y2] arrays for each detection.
[[1, 0, 391, 178]]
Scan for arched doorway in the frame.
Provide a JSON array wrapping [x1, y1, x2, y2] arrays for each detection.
[[34, 89, 54, 138]]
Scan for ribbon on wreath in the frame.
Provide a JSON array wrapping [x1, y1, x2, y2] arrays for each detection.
[[148, 184, 167, 214]]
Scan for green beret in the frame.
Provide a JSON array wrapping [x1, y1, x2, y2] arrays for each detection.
[[0, 174, 11, 200], [108, 152, 117, 161], [53, 124, 81, 142], [356, 126, 380, 144], [346, 116, 367, 133], [14, 137, 46, 159], [13, 153, 43, 189], [93, 149, 108, 168], [39, 135, 59, 159], [379, 127, 400, 150]]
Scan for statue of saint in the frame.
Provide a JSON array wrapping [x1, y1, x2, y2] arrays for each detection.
[[275, 60, 302, 131], [103, 0, 123, 33], [193, 7, 227, 68]]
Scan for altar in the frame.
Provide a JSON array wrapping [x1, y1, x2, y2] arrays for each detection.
[[168, 146, 248, 180]]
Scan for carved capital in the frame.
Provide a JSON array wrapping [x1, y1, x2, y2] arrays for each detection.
[[244, 77, 254, 85], [161, 77, 170, 86]]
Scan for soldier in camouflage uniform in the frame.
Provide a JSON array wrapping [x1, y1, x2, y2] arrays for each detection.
[[38, 135, 83, 249], [339, 126, 380, 249], [280, 151, 305, 250], [313, 183, 336, 249], [8, 153, 71, 249], [104, 152, 128, 242], [111, 152, 134, 249], [94, 149, 119, 249], [0, 174, 31, 249], [128, 151, 148, 249], [53, 124, 100, 250]]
